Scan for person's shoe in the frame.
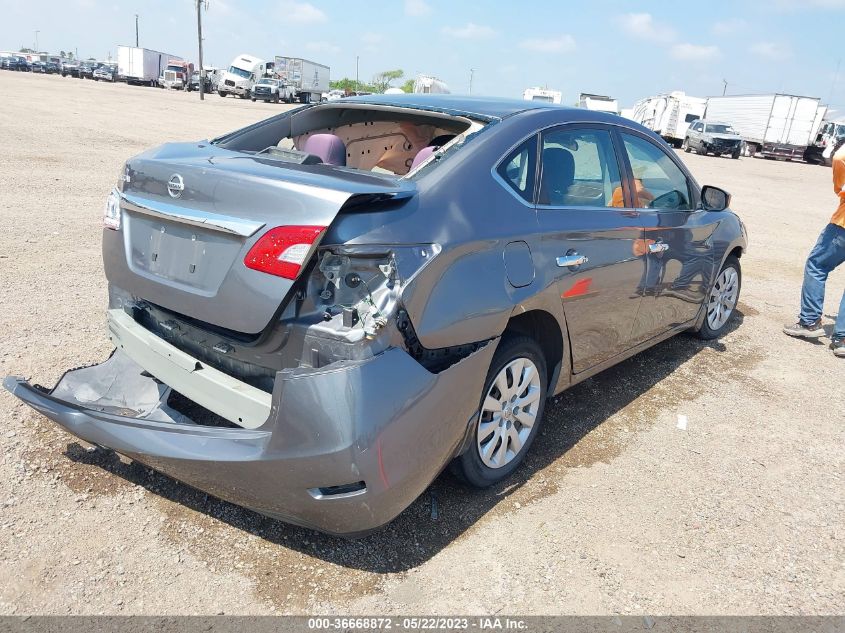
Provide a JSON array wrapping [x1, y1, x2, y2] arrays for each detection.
[[833, 337, 845, 358], [782, 319, 826, 338]]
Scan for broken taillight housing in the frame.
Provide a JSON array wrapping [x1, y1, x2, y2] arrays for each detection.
[[244, 225, 326, 280], [103, 188, 121, 230]]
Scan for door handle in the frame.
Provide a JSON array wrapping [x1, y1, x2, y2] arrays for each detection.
[[648, 242, 669, 254], [557, 254, 589, 267]]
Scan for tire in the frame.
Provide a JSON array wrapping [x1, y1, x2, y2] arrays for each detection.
[[682, 138, 691, 153], [218, 90, 225, 97], [251, 97, 256, 102], [731, 149, 740, 159], [696, 256, 742, 340], [452, 335, 548, 487]]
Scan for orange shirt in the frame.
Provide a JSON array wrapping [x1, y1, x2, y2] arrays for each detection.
[[832, 144, 845, 228], [610, 179, 656, 208]]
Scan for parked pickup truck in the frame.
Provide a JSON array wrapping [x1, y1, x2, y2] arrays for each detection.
[[251, 77, 295, 103]]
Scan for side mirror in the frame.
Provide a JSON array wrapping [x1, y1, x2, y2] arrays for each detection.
[[700, 185, 731, 211]]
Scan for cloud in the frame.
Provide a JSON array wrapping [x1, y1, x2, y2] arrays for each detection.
[[749, 41, 791, 60], [617, 13, 676, 41], [277, 1, 326, 24], [404, 0, 431, 16], [519, 35, 576, 53], [306, 41, 340, 54], [774, 0, 845, 7], [671, 43, 720, 61], [712, 18, 745, 35], [441, 22, 497, 39], [361, 32, 383, 53]]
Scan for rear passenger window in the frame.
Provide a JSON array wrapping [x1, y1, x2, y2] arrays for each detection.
[[620, 133, 692, 210], [538, 129, 622, 207], [497, 136, 537, 203]]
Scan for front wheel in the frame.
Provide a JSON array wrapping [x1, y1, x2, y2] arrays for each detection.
[[452, 336, 547, 487], [682, 138, 691, 153], [696, 256, 742, 340]]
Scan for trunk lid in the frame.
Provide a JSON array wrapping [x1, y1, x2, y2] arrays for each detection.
[[106, 142, 415, 334]]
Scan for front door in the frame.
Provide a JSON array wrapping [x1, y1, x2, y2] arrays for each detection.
[[616, 131, 717, 344], [534, 125, 646, 373]]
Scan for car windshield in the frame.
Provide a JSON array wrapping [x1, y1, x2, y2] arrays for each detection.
[[228, 66, 252, 79], [257, 79, 277, 86], [705, 124, 736, 134], [166, 65, 183, 72]]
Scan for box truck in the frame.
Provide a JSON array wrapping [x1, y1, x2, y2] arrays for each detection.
[[703, 94, 827, 159], [273, 56, 329, 103], [631, 91, 707, 147], [117, 46, 179, 87]]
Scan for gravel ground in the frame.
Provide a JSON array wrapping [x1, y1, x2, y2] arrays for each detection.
[[0, 71, 843, 615]]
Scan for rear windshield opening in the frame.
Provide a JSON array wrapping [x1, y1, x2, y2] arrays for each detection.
[[214, 104, 483, 176]]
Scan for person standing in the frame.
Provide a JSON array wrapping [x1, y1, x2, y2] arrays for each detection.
[[783, 137, 845, 357]]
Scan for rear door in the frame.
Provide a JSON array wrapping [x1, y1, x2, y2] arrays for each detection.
[[616, 131, 716, 344], [533, 124, 646, 373]]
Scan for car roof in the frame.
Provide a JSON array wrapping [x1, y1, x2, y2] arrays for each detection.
[[338, 93, 623, 122]]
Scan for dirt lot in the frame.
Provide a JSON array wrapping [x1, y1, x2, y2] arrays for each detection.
[[0, 71, 843, 615]]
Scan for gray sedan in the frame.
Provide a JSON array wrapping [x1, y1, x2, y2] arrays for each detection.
[[5, 95, 747, 536]]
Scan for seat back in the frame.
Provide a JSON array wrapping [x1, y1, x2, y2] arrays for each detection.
[[539, 147, 575, 205], [300, 134, 347, 166], [409, 146, 436, 171]]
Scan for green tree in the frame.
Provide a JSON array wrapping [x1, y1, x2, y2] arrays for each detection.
[[372, 69, 404, 93], [19, 47, 35, 53], [400, 78, 414, 94]]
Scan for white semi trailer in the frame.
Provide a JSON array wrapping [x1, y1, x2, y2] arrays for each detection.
[[118, 46, 178, 86], [273, 57, 330, 103], [578, 93, 618, 114], [704, 93, 827, 159], [631, 91, 706, 147], [523, 87, 562, 104], [413, 75, 450, 94]]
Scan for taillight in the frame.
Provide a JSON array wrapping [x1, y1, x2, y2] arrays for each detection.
[[103, 188, 121, 230], [244, 226, 325, 279]]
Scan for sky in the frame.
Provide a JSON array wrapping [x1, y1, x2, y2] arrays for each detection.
[[2, 0, 845, 112]]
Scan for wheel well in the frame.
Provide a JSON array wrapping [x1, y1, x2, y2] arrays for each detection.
[[728, 246, 743, 260], [503, 310, 563, 391]]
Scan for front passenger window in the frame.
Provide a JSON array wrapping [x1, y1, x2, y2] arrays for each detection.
[[620, 133, 692, 210]]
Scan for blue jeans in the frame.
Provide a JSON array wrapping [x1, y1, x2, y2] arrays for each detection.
[[799, 223, 845, 338]]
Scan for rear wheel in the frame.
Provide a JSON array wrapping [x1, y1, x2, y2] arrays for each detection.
[[453, 336, 547, 487], [696, 256, 741, 340], [218, 89, 225, 97]]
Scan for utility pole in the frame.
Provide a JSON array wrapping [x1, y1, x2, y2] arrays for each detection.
[[355, 55, 359, 92], [34, 30, 39, 52], [469, 68, 475, 95], [135, 14, 139, 47], [196, 0, 205, 100], [722, 79, 728, 96]]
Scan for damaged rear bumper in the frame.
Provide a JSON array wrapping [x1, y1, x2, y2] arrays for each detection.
[[4, 326, 496, 537]]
